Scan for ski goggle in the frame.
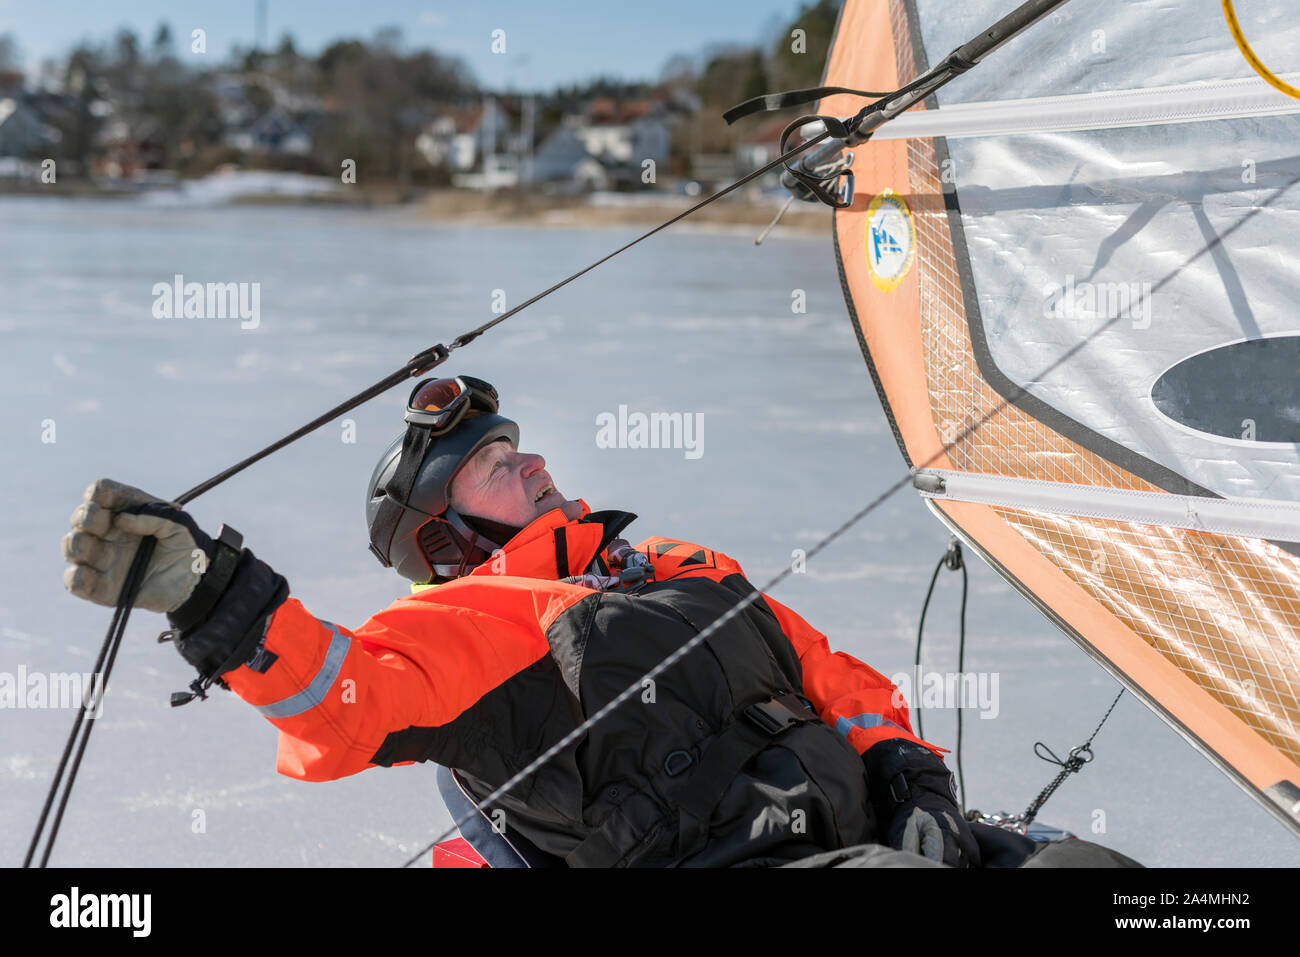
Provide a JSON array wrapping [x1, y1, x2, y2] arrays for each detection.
[[404, 375, 500, 433]]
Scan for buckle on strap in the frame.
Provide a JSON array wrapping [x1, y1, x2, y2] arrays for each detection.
[[742, 692, 818, 736], [664, 749, 694, 777]]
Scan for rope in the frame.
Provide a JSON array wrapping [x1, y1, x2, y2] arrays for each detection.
[[911, 540, 969, 810], [911, 536, 1118, 827], [954, 549, 969, 813], [444, 127, 840, 351], [400, 472, 918, 867], [1017, 687, 1125, 827], [38, 0, 1080, 865], [1222, 0, 1300, 100], [912, 555, 946, 742], [26, 83, 869, 869], [402, 177, 1292, 865], [33, 0, 1287, 868], [23, 538, 155, 867]]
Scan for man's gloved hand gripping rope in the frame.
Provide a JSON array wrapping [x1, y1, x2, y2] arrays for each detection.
[[63, 478, 288, 703]]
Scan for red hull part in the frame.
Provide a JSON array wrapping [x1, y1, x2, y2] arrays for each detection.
[[432, 837, 490, 868]]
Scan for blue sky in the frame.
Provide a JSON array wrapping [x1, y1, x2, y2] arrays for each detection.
[[0, 0, 821, 89]]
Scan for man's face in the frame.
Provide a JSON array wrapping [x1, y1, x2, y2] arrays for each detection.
[[449, 440, 582, 529]]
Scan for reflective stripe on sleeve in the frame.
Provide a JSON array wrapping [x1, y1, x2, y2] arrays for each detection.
[[835, 713, 907, 738], [256, 621, 350, 719]]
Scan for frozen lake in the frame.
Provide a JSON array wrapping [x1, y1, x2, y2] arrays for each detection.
[[1, 197, 1294, 866]]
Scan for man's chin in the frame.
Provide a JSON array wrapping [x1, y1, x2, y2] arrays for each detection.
[[527, 492, 580, 523]]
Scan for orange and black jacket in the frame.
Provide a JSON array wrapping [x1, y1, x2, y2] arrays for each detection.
[[177, 502, 948, 866]]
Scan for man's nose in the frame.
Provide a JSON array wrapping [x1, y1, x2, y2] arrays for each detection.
[[519, 452, 546, 474]]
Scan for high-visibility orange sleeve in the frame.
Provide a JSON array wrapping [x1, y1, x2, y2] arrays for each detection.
[[221, 590, 555, 782], [759, 591, 946, 758]]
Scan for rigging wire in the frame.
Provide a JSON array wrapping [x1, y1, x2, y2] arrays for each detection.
[[38, 0, 1047, 867], [400, 472, 920, 868], [399, 173, 1295, 866], [23, 108, 855, 869], [30, 0, 1285, 868]]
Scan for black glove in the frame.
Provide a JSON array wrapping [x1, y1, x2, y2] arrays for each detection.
[[167, 538, 289, 694], [63, 479, 288, 703], [864, 739, 981, 868], [161, 517, 288, 704], [968, 821, 1038, 868]]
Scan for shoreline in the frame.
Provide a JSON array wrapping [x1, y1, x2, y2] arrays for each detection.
[[0, 181, 832, 234]]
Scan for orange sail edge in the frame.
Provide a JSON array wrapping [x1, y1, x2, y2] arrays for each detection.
[[926, 496, 1300, 839], [822, 0, 1300, 839]]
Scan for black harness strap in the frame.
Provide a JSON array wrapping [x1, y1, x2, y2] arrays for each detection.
[[563, 692, 818, 867], [553, 527, 570, 578], [670, 693, 818, 857]]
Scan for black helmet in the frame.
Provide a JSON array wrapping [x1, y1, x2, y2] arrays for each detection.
[[367, 377, 520, 583]]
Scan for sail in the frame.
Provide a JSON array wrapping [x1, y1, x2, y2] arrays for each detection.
[[821, 0, 1300, 835]]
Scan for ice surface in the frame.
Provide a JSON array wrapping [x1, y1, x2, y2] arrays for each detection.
[[1, 197, 1293, 866]]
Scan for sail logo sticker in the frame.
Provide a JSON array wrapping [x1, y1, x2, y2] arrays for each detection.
[[865, 189, 915, 292]]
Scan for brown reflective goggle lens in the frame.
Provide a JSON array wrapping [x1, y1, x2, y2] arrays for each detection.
[[409, 377, 463, 414]]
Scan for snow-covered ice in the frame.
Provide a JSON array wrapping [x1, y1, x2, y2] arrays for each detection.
[[1, 197, 1294, 866]]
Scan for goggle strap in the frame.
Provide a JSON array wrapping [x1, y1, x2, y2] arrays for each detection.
[[368, 425, 436, 564], [458, 376, 500, 414]]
